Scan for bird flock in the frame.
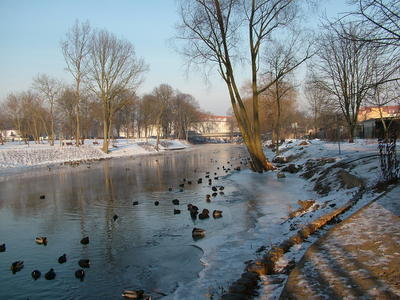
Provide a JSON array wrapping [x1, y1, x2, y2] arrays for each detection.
[[5, 234, 92, 283], [1, 150, 250, 299]]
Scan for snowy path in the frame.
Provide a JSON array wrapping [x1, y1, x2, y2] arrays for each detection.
[[282, 186, 400, 300]]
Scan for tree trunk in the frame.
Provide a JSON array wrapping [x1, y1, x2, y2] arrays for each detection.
[[348, 124, 355, 143], [50, 103, 55, 146], [102, 101, 109, 153], [75, 79, 81, 147]]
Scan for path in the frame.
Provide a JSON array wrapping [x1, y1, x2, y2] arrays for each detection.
[[281, 186, 400, 300]]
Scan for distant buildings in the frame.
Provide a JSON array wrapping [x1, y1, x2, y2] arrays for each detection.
[[0, 129, 22, 142], [357, 105, 400, 139], [189, 114, 240, 143]]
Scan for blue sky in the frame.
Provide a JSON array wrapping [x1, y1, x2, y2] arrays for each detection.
[[0, 0, 349, 115]]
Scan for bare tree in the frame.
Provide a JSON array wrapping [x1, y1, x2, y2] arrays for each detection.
[[313, 23, 382, 142], [88, 29, 147, 153], [264, 35, 305, 153], [347, 0, 400, 47], [4, 93, 24, 143], [304, 73, 335, 137], [58, 87, 77, 140], [152, 84, 174, 149], [173, 92, 202, 140], [61, 20, 91, 146], [32, 74, 62, 145], [177, 0, 313, 172]]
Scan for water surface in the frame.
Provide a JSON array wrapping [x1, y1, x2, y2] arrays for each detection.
[[0, 144, 313, 299]]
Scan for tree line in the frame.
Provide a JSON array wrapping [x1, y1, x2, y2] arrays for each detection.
[[0, 21, 203, 152], [176, 0, 399, 172]]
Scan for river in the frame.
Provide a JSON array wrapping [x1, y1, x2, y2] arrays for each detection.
[[0, 144, 313, 299]]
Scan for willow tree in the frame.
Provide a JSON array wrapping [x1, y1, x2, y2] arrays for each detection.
[[88, 29, 147, 153], [177, 0, 311, 172]]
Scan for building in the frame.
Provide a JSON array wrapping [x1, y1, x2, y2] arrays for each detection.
[[190, 114, 240, 143], [357, 105, 400, 139], [0, 129, 22, 142]]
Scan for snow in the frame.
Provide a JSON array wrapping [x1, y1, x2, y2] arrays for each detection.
[[0, 138, 189, 170], [1, 137, 398, 299], [167, 139, 394, 300], [254, 139, 400, 300]]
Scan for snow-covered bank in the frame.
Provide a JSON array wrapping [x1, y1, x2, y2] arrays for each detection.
[[215, 139, 399, 300], [0, 138, 189, 170]]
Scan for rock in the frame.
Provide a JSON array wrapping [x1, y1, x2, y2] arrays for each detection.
[[313, 182, 331, 195], [241, 271, 260, 282], [273, 156, 288, 164], [338, 170, 364, 189], [277, 172, 286, 179], [282, 164, 302, 174]]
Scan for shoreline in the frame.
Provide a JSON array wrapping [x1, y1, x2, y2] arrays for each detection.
[[220, 139, 398, 300], [0, 138, 192, 179]]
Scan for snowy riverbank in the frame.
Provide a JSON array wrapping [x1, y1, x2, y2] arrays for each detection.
[[213, 139, 399, 300], [0, 138, 190, 170]]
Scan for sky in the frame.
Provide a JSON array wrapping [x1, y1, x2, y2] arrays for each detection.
[[0, 0, 349, 115]]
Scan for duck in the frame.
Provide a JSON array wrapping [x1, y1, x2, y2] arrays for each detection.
[[212, 192, 218, 197], [187, 204, 198, 212], [213, 210, 223, 218], [35, 237, 47, 245], [187, 181, 192, 185], [78, 259, 90, 268], [174, 209, 181, 215], [39, 195, 45, 199], [132, 201, 139, 206], [179, 183, 184, 188], [80, 236, 89, 245], [197, 178, 203, 184], [172, 199, 180, 205], [31, 270, 41, 280], [168, 187, 172, 191], [198, 209, 210, 220], [212, 186, 218, 192], [58, 254, 67, 264], [0, 243, 5, 252], [11, 261, 24, 273], [154, 201, 159, 206], [192, 228, 206, 238], [122, 290, 151, 299], [45, 268, 56, 280], [219, 186, 225, 191], [75, 269, 85, 281], [113, 214, 119, 221]]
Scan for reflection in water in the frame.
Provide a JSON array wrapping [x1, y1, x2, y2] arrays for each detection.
[[0, 145, 246, 299], [0, 145, 312, 299]]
